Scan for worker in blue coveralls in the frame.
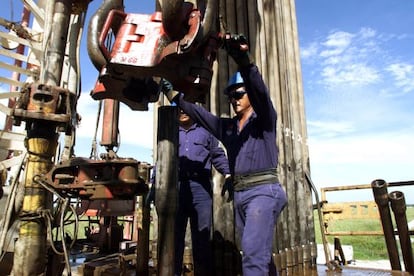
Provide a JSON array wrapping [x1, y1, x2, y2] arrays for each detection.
[[161, 33, 287, 275], [175, 109, 231, 276]]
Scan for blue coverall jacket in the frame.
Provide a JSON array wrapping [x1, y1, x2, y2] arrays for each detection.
[[174, 64, 287, 275]]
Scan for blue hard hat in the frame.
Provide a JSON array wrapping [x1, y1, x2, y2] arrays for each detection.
[[225, 72, 244, 94]]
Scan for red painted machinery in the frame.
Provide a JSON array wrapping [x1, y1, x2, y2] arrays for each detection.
[[90, 7, 221, 109]]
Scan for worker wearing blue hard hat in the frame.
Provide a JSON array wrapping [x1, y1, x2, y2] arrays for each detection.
[[225, 71, 244, 94], [161, 33, 287, 276]]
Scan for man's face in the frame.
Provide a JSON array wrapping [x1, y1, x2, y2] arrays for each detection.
[[228, 86, 251, 115], [178, 110, 192, 125]]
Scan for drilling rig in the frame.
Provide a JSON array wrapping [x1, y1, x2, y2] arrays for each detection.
[[0, 0, 321, 275]]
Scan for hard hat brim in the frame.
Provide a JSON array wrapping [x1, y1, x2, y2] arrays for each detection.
[[224, 83, 244, 95]]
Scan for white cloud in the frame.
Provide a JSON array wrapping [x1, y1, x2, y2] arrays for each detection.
[[300, 42, 318, 59], [301, 28, 388, 89], [320, 31, 354, 57], [386, 63, 414, 94], [321, 63, 379, 86], [301, 27, 414, 203]]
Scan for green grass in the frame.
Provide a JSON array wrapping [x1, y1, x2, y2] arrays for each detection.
[[314, 206, 414, 260]]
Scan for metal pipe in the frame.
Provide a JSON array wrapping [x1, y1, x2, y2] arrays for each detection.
[[87, 0, 124, 71], [302, 244, 311, 271], [274, 252, 282, 275], [279, 249, 287, 274], [100, 99, 120, 151], [161, 0, 217, 41], [296, 245, 304, 274], [155, 106, 179, 276], [13, 0, 72, 274], [41, 0, 72, 87], [310, 241, 317, 269], [183, 246, 194, 275], [292, 246, 299, 274], [389, 191, 414, 274], [161, 0, 186, 41], [13, 135, 58, 275], [286, 247, 294, 275], [305, 173, 332, 267], [371, 179, 401, 270]]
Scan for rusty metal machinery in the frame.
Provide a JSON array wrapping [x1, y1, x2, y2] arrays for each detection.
[[89, 2, 221, 107], [38, 157, 150, 200], [12, 82, 76, 130]]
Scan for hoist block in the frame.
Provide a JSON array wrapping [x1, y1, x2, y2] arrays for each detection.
[[90, 9, 220, 107]]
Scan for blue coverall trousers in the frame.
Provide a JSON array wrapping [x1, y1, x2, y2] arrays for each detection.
[[175, 179, 213, 276], [234, 183, 287, 276]]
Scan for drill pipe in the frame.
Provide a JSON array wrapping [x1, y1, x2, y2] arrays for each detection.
[[389, 191, 414, 274], [371, 179, 401, 270], [155, 106, 179, 276]]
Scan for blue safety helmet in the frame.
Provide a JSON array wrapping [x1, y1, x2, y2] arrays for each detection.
[[225, 72, 244, 94]]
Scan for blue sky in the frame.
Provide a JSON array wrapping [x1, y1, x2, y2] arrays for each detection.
[[295, 1, 414, 202], [1, 1, 413, 203]]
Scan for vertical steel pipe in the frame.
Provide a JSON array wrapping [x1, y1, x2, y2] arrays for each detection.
[[155, 106, 178, 276], [371, 179, 401, 270], [389, 191, 414, 274], [279, 249, 287, 275], [297, 245, 304, 274], [286, 247, 294, 275], [13, 0, 72, 274], [303, 244, 311, 270], [40, 0, 72, 87]]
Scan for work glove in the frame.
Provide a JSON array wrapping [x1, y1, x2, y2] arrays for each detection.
[[221, 174, 234, 202], [159, 78, 179, 102], [222, 33, 254, 67]]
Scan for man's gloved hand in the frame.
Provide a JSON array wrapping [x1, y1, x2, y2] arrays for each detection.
[[159, 78, 179, 102], [221, 174, 234, 202], [223, 33, 254, 67]]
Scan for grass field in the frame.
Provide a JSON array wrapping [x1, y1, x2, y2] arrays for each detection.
[[314, 205, 414, 260]]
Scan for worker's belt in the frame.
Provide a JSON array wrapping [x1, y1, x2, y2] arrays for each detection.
[[233, 168, 279, 191]]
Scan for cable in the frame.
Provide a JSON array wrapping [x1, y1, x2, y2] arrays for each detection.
[[33, 175, 80, 275], [60, 198, 71, 276]]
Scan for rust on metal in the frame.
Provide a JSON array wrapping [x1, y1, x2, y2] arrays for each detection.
[[41, 157, 149, 200]]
